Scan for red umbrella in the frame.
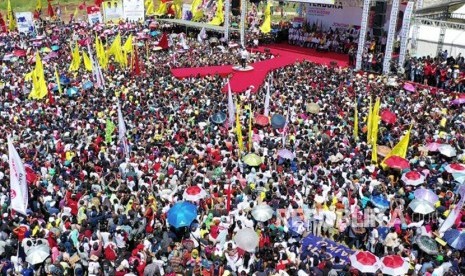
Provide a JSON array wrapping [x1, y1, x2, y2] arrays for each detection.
[[384, 155, 410, 170], [445, 163, 465, 173], [182, 186, 207, 201], [401, 171, 425, 186], [254, 114, 269, 126], [349, 251, 379, 274], [13, 49, 27, 57], [380, 109, 397, 124], [380, 255, 409, 275]]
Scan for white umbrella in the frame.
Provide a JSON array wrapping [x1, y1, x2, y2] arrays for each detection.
[[233, 228, 259, 252], [380, 255, 409, 275], [401, 171, 425, 186], [438, 144, 457, 157], [182, 186, 207, 201], [408, 199, 435, 215], [251, 204, 274, 222], [349, 251, 380, 274], [26, 248, 50, 265], [314, 195, 325, 204]]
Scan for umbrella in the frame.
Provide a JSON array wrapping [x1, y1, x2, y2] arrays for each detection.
[[233, 228, 259, 252], [306, 103, 320, 114], [51, 45, 60, 51], [415, 235, 439, 255], [82, 81, 93, 90], [452, 173, 465, 184], [377, 145, 391, 157], [438, 144, 457, 157], [349, 251, 379, 274], [167, 201, 198, 228], [277, 149, 295, 160], [451, 98, 465, 105], [371, 195, 390, 209], [403, 83, 416, 92], [414, 188, 439, 204], [380, 255, 409, 276], [210, 112, 226, 124], [254, 114, 269, 126], [443, 229, 465, 250], [408, 199, 435, 215], [384, 156, 410, 170], [445, 163, 465, 174], [380, 109, 397, 124], [43, 52, 58, 60], [314, 195, 325, 204], [243, 153, 262, 166], [288, 216, 305, 234], [13, 49, 27, 57], [66, 87, 79, 97], [251, 204, 274, 222], [426, 142, 441, 152], [401, 171, 425, 186], [183, 186, 207, 201], [26, 249, 50, 265], [209, 37, 219, 44], [40, 47, 51, 53], [159, 189, 173, 201], [270, 114, 286, 129], [60, 76, 71, 85]]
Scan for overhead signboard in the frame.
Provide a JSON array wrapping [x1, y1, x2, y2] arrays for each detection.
[[123, 0, 145, 22]]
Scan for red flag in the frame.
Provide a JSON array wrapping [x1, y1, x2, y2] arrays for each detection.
[[226, 186, 232, 212], [24, 165, 38, 185], [158, 33, 169, 50], [48, 0, 55, 17], [95, 0, 103, 7], [132, 49, 141, 76], [48, 89, 55, 105], [0, 14, 6, 33]]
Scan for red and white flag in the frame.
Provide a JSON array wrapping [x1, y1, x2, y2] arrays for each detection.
[[8, 136, 28, 216]]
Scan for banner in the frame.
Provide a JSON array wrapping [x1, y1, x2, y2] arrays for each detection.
[[87, 6, 103, 26], [355, 0, 370, 70], [15, 12, 34, 34], [123, 0, 145, 22], [224, 0, 230, 40], [301, 235, 354, 264], [286, 0, 334, 3], [8, 137, 28, 216], [398, 1, 414, 67], [182, 4, 192, 20], [382, 0, 400, 75], [240, 0, 246, 46], [439, 185, 465, 233], [102, 0, 124, 23], [410, 0, 423, 55], [305, 4, 362, 30]]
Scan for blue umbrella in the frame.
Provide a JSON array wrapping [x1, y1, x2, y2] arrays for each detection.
[[371, 195, 390, 209], [150, 31, 160, 37], [66, 87, 79, 97], [271, 114, 286, 129], [210, 112, 226, 124], [167, 201, 198, 228], [83, 81, 93, 90], [52, 85, 60, 92], [51, 45, 60, 51], [60, 76, 70, 85], [443, 229, 465, 250]]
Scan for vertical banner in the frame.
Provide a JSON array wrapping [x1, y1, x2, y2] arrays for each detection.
[[240, 0, 247, 47], [398, 1, 414, 67], [87, 6, 103, 26], [102, 0, 124, 23], [355, 0, 371, 70], [8, 136, 28, 216], [123, 0, 145, 22], [410, 0, 423, 55], [382, 0, 400, 75], [224, 0, 230, 40], [15, 12, 34, 34]]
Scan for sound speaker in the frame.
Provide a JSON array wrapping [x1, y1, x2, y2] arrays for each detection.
[[373, 28, 383, 37], [231, 0, 240, 16], [373, 14, 385, 28]]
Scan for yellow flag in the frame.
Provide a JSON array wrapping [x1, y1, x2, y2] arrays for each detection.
[[29, 53, 48, 100], [123, 34, 133, 53], [82, 51, 92, 71], [248, 105, 253, 151], [371, 97, 381, 163], [36, 0, 42, 11], [7, 0, 16, 32], [354, 101, 359, 140], [108, 33, 125, 67], [173, 0, 183, 19], [366, 98, 373, 144], [209, 0, 224, 25], [95, 35, 107, 69], [236, 103, 244, 153], [155, 0, 168, 16], [69, 45, 81, 71], [381, 123, 413, 169], [73, 7, 79, 18], [146, 0, 156, 15], [55, 67, 62, 94], [191, 0, 203, 21], [260, 1, 272, 34]]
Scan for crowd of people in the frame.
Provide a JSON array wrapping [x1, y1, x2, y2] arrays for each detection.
[[0, 15, 464, 276]]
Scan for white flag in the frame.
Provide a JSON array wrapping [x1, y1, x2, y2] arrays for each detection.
[[8, 136, 28, 216], [227, 80, 235, 126], [198, 27, 207, 43], [439, 185, 465, 233], [282, 105, 290, 146], [117, 101, 129, 159], [87, 45, 105, 89], [264, 79, 271, 116], [180, 34, 189, 50]]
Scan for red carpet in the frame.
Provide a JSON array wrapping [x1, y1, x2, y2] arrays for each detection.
[[171, 44, 349, 93]]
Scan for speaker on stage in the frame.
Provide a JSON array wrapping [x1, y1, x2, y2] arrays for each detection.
[[232, 0, 240, 16], [373, 1, 386, 37], [375, 1, 387, 13]]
